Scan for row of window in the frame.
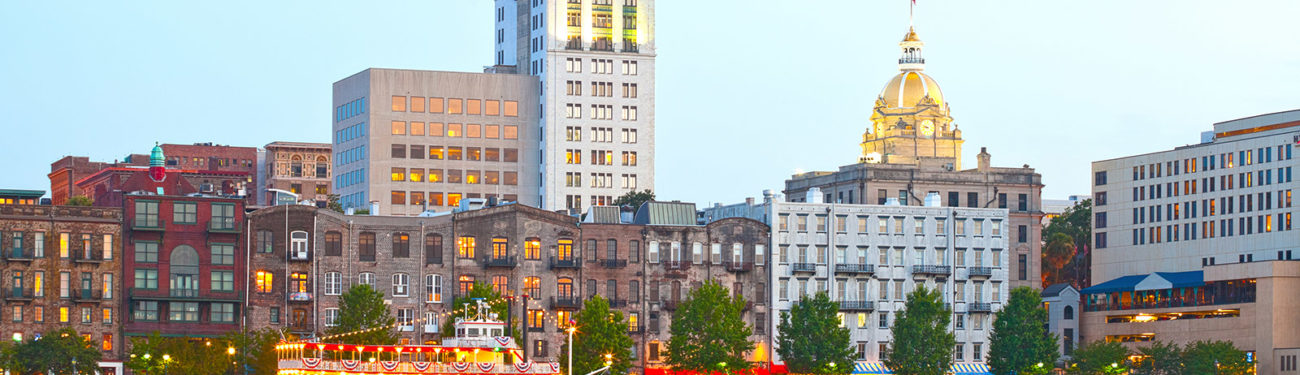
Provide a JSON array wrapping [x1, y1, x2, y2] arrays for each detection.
[[1125, 167, 1292, 203], [564, 80, 638, 98], [2, 232, 112, 260], [133, 201, 236, 229], [131, 301, 235, 323], [334, 97, 366, 123], [1126, 213, 1292, 246], [562, 104, 638, 121], [565, 172, 635, 189], [1117, 190, 1292, 227], [391, 191, 520, 208], [391, 96, 520, 117], [4, 270, 113, 299], [565, 195, 616, 210], [563, 149, 638, 166], [389, 168, 520, 185], [335, 145, 366, 167], [562, 58, 639, 75], [780, 278, 1002, 304], [778, 214, 1005, 237], [390, 145, 521, 162], [1131, 144, 1293, 182], [133, 242, 233, 265], [565, 127, 638, 143], [777, 246, 1005, 268], [334, 122, 366, 144], [389, 122, 521, 140], [335, 168, 365, 189]]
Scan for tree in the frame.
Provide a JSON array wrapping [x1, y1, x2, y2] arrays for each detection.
[[67, 195, 94, 206], [1066, 341, 1129, 375], [1042, 233, 1076, 286], [326, 194, 344, 213], [223, 328, 290, 375], [441, 282, 513, 338], [3, 327, 103, 374], [667, 280, 753, 373], [558, 295, 635, 375], [1042, 199, 1092, 288], [613, 190, 655, 212], [884, 285, 955, 375], [988, 287, 1059, 375], [1182, 340, 1249, 375], [1132, 341, 1182, 375], [776, 291, 856, 374], [327, 284, 399, 345], [125, 332, 231, 374]]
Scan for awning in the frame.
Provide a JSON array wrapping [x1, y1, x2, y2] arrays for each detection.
[[1081, 271, 1205, 294], [849, 362, 990, 375], [1080, 274, 1148, 294], [852, 362, 890, 374]]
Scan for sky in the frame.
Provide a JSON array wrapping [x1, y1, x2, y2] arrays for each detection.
[[2, 1, 1299, 205]]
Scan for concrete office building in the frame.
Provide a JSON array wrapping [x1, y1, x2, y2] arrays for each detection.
[[736, 189, 1008, 372], [263, 141, 332, 204], [1085, 109, 1300, 374], [332, 68, 541, 216], [783, 25, 1044, 291], [493, 0, 656, 212]]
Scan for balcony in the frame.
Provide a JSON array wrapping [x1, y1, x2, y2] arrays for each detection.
[[968, 302, 994, 313], [6, 250, 33, 262], [838, 300, 875, 311], [622, 44, 639, 53], [723, 261, 753, 272], [289, 250, 310, 262], [835, 264, 875, 274], [791, 263, 817, 273], [288, 292, 313, 303], [208, 221, 241, 234], [601, 259, 628, 269], [551, 296, 582, 310], [664, 260, 689, 270], [486, 256, 519, 268], [550, 256, 581, 270], [912, 265, 952, 276], [627, 325, 644, 334], [398, 324, 415, 332], [968, 267, 995, 278], [899, 57, 926, 65], [74, 289, 104, 302], [565, 39, 583, 50], [425, 324, 440, 333], [129, 288, 243, 303], [7, 287, 34, 301], [72, 254, 103, 264], [608, 299, 628, 308], [132, 219, 166, 232]]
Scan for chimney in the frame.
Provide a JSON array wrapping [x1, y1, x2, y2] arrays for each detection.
[[806, 187, 824, 204], [745, 197, 755, 205], [977, 147, 991, 172], [762, 189, 774, 204]]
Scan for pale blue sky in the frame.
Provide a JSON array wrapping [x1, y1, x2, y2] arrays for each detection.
[[3, 1, 1298, 204]]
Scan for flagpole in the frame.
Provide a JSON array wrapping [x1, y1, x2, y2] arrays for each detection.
[[909, 0, 915, 27]]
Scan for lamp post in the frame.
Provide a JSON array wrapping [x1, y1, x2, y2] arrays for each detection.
[[566, 327, 576, 375], [227, 347, 237, 375]]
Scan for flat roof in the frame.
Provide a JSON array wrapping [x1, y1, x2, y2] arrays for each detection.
[[0, 189, 45, 198]]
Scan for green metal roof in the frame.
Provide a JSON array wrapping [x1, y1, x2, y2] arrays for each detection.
[[634, 201, 698, 226], [0, 189, 45, 198]]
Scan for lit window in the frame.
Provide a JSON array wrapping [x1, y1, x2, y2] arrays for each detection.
[[256, 271, 273, 293]]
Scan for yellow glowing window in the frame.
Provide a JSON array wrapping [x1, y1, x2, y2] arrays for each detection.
[[486, 100, 500, 116], [557, 239, 574, 260], [60, 233, 69, 258], [102, 333, 113, 351], [255, 271, 273, 293], [291, 273, 308, 293], [392, 168, 406, 181], [485, 125, 500, 139], [605, 152, 613, 165], [448, 99, 463, 114], [467, 99, 482, 115], [492, 238, 508, 258], [504, 125, 518, 140], [525, 239, 541, 260], [410, 169, 423, 182], [429, 169, 443, 183], [410, 97, 425, 112], [557, 311, 572, 328], [410, 192, 424, 205], [447, 123, 462, 137], [628, 313, 638, 331], [430, 97, 444, 113], [391, 191, 406, 205], [430, 193, 444, 206], [457, 236, 476, 258], [466, 124, 481, 138], [504, 101, 518, 117], [430, 147, 444, 160], [465, 171, 480, 184], [447, 147, 463, 160], [448, 193, 462, 207], [391, 121, 406, 135], [391, 96, 406, 112], [60, 307, 69, 323], [484, 171, 499, 185], [430, 122, 444, 136], [1267, 215, 1273, 232], [410, 121, 425, 136]]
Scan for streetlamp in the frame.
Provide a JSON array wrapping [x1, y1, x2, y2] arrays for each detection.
[[604, 353, 613, 367], [566, 327, 576, 375], [227, 347, 237, 375]]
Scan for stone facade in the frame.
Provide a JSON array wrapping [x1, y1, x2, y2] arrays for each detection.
[[51, 143, 259, 206], [263, 142, 332, 203], [0, 204, 123, 361]]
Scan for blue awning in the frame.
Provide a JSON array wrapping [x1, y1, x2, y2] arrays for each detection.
[[1081, 271, 1205, 294], [1153, 271, 1204, 288], [1080, 274, 1148, 294], [850, 362, 990, 374]]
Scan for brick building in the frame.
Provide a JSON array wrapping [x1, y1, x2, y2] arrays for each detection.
[[263, 142, 332, 204], [51, 142, 258, 206], [0, 202, 124, 373]]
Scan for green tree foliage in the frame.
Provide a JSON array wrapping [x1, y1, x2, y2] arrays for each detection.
[[1066, 341, 1129, 375], [222, 328, 289, 374], [1182, 340, 1250, 375], [667, 280, 753, 373], [557, 296, 635, 375], [1132, 341, 1182, 375], [988, 287, 1059, 375], [66, 195, 94, 206], [775, 291, 856, 374], [613, 189, 655, 212], [884, 286, 955, 375], [1042, 199, 1092, 288], [327, 283, 399, 345], [1, 327, 103, 374], [441, 282, 513, 338], [124, 332, 231, 374], [326, 193, 344, 213]]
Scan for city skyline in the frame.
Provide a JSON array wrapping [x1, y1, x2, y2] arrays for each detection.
[[2, 1, 1298, 204]]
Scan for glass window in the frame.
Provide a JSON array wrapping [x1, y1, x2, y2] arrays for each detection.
[[391, 121, 406, 135], [486, 100, 501, 116], [173, 202, 197, 224], [255, 270, 273, 293], [210, 203, 235, 230], [504, 101, 518, 117], [448, 98, 463, 114], [134, 201, 159, 227], [429, 98, 444, 113], [504, 126, 519, 140], [467, 124, 482, 138], [391, 95, 406, 112], [134, 241, 158, 263], [211, 303, 235, 323], [458, 236, 476, 258], [467, 99, 482, 115], [426, 274, 443, 303], [211, 271, 234, 292], [410, 97, 425, 112], [325, 272, 342, 295], [211, 244, 234, 265]]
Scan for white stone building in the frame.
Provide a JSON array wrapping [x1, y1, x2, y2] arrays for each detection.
[[493, 0, 656, 213], [1040, 283, 1080, 361]]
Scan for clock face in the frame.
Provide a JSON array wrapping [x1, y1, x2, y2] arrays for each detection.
[[920, 120, 935, 137]]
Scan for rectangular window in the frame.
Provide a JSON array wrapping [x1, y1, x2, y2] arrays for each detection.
[[211, 244, 234, 265], [211, 271, 234, 292], [134, 301, 159, 321], [134, 201, 159, 227], [210, 203, 235, 230], [173, 202, 197, 224]]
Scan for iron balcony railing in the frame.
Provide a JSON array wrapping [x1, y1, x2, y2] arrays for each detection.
[[551, 296, 582, 310], [8, 287, 33, 300], [968, 302, 994, 313], [664, 260, 689, 270], [838, 300, 875, 311], [835, 264, 875, 274], [74, 289, 104, 302], [486, 255, 519, 268], [968, 267, 995, 277], [549, 256, 581, 269], [912, 265, 952, 275], [791, 263, 817, 273], [601, 259, 628, 269], [723, 261, 754, 272]]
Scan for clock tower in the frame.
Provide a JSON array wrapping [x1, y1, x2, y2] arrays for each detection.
[[859, 27, 964, 170]]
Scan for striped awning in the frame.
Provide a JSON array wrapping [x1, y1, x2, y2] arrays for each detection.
[[850, 362, 990, 375]]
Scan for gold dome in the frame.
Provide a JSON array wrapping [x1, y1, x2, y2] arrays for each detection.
[[879, 71, 944, 109], [903, 27, 920, 42]]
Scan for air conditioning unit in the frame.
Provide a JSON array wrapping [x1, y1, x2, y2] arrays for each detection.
[[199, 183, 214, 192]]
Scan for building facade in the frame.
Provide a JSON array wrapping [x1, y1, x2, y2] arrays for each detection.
[[494, 0, 656, 212], [263, 142, 332, 203], [0, 203, 123, 372], [1085, 109, 1300, 374], [761, 191, 1009, 369], [1040, 283, 1079, 361], [50, 143, 258, 206], [783, 25, 1044, 291], [331, 68, 541, 216]]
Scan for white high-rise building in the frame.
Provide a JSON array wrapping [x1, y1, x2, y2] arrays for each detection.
[[494, 0, 655, 213]]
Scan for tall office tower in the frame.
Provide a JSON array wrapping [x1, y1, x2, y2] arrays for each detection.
[[494, 0, 655, 213]]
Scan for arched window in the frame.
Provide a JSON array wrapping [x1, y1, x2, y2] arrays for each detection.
[[458, 275, 475, 294], [290, 155, 303, 177], [557, 277, 573, 298], [169, 245, 199, 296], [425, 234, 443, 264], [290, 231, 309, 260], [1064, 305, 1074, 320], [524, 276, 541, 297], [315, 156, 328, 177], [524, 237, 541, 260]]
